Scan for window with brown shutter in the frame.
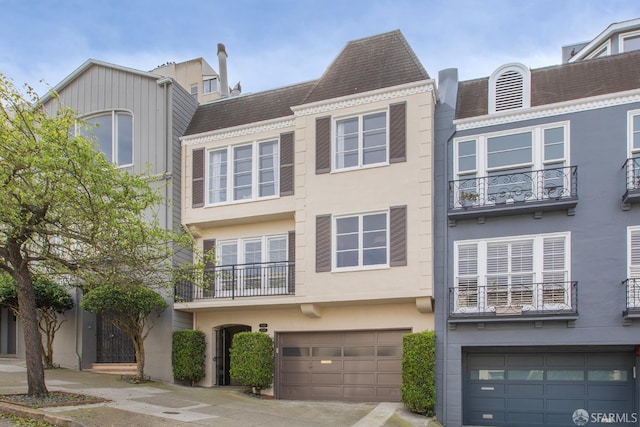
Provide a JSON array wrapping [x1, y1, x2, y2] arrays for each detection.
[[202, 239, 216, 269], [280, 132, 295, 195], [288, 230, 296, 292], [316, 215, 331, 272], [389, 205, 407, 266], [389, 102, 406, 163], [316, 116, 331, 174], [192, 148, 205, 208]]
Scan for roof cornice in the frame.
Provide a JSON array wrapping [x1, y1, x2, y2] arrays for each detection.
[[181, 116, 296, 147], [454, 88, 640, 131], [291, 80, 435, 117]]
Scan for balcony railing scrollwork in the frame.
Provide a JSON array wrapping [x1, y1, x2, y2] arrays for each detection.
[[623, 278, 640, 317], [175, 261, 295, 302], [449, 281, 578, 320], [448, 166, 578, 219], [622, 157, 640, 205]]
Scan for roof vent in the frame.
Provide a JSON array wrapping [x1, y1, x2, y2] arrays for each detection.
[[489, 63, 530, 114]]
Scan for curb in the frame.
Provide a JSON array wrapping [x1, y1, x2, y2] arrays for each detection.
[[0, 401, 86, 427]]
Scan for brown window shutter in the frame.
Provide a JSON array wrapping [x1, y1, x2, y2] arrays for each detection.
[[288, 230, 296, 293], [316, 116, 331, 174], [389, 102, 406, 163], [192, 148, 205, 207], [315, 215, 331, 272], [389, 205, 407, 266], [203, 239, 216, 269], [280, 132, 295, 196]]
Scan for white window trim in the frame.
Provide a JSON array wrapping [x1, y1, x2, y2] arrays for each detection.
[[453, 121, 570, 204], [627, 109, 640, 157], [205, 138, 280, 206], [488, 63, 531, 114], [585, 40, 611, 59], [203, 78, 219, 94], [453, 231, 572, 313], [619, 30, 640, 53], [77, 110, 134, 168], [331, 109, 389, 173], [332, 210, 390, 272], [629, 226, 640, 279]]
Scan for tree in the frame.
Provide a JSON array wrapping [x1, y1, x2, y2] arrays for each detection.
[[80, 284, 168, 380], [0, 273, 74, 369], [0, 75, 175, 396], [229, 332, 274, 394]]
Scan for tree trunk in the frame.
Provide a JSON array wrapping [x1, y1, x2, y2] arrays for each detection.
[[15, 263, 48, 397], [133, 334, 145, 380]]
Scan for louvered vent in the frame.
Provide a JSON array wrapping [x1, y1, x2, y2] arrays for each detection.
[[494, 70, 524, 111]]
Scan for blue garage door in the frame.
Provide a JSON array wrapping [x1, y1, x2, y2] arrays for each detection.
[[465, 351, 635, 426]]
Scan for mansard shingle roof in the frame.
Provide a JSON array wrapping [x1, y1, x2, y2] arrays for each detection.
[[184, 30, 429, 136], [456, 50, 640, 120]]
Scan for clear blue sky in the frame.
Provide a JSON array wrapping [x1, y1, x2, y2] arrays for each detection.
[[2, 0, 640, 97]]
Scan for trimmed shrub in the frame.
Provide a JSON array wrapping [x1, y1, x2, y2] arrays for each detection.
[[172, 329, 207, 386], [401, 331, 436, 415], [229, 332, 274, 393]]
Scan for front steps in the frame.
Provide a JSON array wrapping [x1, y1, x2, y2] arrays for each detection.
[[89, 363, 137, 376]]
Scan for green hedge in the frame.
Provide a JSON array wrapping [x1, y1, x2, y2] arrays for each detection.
[[229, 332, 274, 393], [172, 329, 206, 386], [401, 331, 436, 415]]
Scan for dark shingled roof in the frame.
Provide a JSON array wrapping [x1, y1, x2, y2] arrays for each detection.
[[456, 50, 640, 120], [303, 30, 430, 104], [185, 81, 316, 136], [185, 30, 429, 136]]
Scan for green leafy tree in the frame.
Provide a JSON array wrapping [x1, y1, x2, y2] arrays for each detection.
[[0, 273, 74, 369], [229, 332, 274, 394], [0, 75, 175, 396], [81, 284, 168, 380]]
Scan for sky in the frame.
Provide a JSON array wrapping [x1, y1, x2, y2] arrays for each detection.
[[2, 0, 640, 98]]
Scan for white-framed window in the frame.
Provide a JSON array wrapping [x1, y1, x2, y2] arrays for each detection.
[[585, 41, 610, 59], [454, 122, 569, 204], [453, 232, 571, 313], [78, 111, 133, 167], [190, 84, 198, 101], [333, 211, 388, 270], [206, 139, 279, 205], [628, 226, 640, 308], [216, 234, 288, 295], [620, 30, 640, 54], [489, 63, 531, 114], [203, 78, 218, 94], [333, 111, 387, 171]]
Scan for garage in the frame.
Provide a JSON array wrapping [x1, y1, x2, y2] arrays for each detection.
[[464, 350, 636, 426], [277, 329, 408, 402]]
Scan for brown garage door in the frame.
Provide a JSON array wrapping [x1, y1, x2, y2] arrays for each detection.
[[277, 329, 408, 402]]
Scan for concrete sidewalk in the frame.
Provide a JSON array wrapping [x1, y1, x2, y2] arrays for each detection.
[[0, 358, 435, 427]]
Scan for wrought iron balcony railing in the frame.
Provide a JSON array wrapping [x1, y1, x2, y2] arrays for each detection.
[[175, 261, 295, 302], [449, 281, 578, 320], [623, 157, 640, 204], [623, 278, 640, 317], [448, 166, 578, 215]]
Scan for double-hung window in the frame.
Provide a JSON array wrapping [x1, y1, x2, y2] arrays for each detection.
[[203, 78, 218, 94], [629, 227, 640, 308], [628, 111, 640, 190], [454, 232, 571, 313], [79, 111, 133, 167], [334, 211, 388, 270], [334, 111, 387, 170], [620, 30, 640, 54], [216, 235, 288, 295], [454, 122, 568, 205], [207, 139, 279, 204]]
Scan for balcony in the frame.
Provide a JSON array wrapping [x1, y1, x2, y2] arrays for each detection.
[[622, 157, 640, 206], [449, 281, 578, 323], [448, 166, 578, 222], [623, 278, 640, 318], [175, 261, 295, 302]]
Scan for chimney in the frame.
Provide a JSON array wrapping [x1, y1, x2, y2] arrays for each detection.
[[217, 43, 229, 97]]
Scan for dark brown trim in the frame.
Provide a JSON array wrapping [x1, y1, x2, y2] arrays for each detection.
[[192, 148, 205, 208], [203, 238, 216, 270], [315, 116, 331, 174], [288, 230, 296, 293], [389, 102, 406, 163], [315, 215, 332, 272], [280, 132, 295, 196], [389, 205, 407, 266]]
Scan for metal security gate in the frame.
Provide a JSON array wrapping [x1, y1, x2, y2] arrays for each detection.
[[464, 351, 635, 426], [96, 316, 135, 363], [277, 330, 407, 402]]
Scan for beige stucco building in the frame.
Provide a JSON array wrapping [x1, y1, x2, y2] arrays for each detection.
[[176, 30, 436, 401]]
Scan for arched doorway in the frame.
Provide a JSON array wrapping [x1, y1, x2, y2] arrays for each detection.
[[214, 324, 251, 386]]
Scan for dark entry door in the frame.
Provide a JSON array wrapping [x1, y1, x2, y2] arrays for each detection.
[[96, 316, 135, 363], [215, 325, 251, 385]]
